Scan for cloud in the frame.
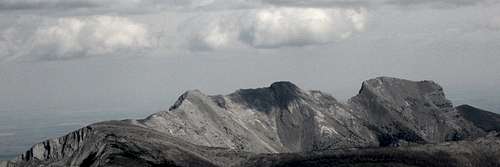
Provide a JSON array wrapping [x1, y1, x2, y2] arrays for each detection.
[[0, 0, 492, 15], [30, 16, 150, 60], [182, 11, 246, 51], [184, 7, 368, 50], [261, 0, 495, 8], [0, 27, 25, 61], [260, 0, 376, 7], [244, 7, 367, 48], [0, 0, 143, 10], [0, 0, 246, 12], [386, 0, 499, 8], [488, 16, 500, 30]]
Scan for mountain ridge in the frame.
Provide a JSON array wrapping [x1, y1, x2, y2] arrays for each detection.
[[2, 77, 500, 167]]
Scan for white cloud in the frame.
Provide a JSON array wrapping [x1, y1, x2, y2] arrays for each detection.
[[244, 7, 367, 48], [31, 15, 150, 60], [184, 7, 368, 50], [182, 11, 246, 51], [0, 27, 25, 61]]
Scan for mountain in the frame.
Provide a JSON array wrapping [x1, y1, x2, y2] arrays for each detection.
[[2, 77, 500, 167], [140, 81, 376, 153], [240, 134, 500, 167], [348, 77, 484, 146], [456, 104, 500, 132]]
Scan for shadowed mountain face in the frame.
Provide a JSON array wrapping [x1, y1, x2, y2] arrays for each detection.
[[456, 104, 500, 132], [348, 77, 484, 146], [2, 77, 500, 167]]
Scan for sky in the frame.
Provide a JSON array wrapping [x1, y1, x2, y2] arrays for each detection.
[[0, 0, 500, 113]]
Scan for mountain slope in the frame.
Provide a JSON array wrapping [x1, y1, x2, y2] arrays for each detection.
[[456, 104, 500, 132], [240, 134, 500, 167], [4, 120, 253, 167], [348, 77, 484, 146], [3, 77, 498, 167], [141, 81, 377, 153]]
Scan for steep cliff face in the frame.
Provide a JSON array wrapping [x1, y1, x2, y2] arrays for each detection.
[[4, 77, 500, 167], [348, 77, 484, 146]]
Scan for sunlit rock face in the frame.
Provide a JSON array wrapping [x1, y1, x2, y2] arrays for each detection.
[[3, 77, 499, 167], [142, 81, 377, 153], [142, 77, 484, 153]]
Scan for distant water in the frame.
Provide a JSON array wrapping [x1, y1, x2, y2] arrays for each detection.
[[0, 107, 154, 160]]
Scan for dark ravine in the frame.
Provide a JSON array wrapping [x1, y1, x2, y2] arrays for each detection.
[[2, 77, 500, 167]]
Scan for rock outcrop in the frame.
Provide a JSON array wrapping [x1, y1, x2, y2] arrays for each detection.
[[3, 77, 500, 167]]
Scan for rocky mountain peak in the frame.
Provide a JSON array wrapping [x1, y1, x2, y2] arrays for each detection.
[[269, 81, 303, 108], [356, 76, 452, 110], [226, 81, 305, 112], [169, 89, 206, 111], [269, 81, 300, 93], [348, 77, 480, 146], [5, 77, 500, 167]]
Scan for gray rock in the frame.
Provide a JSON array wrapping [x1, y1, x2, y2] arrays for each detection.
[[7, 120, 254, 167], [348, 77, 485, 146], [6, 77, 500, 167], [141, 81, 377, 153], [239, 135, 500, 167]]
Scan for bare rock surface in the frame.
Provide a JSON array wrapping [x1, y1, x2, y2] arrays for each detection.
[[141, 81, 377, 153], [348, 77, 484, 146], [3, 77, 500, 167]]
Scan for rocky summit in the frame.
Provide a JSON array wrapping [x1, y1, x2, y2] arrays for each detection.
[[2, 77, 500, 167]]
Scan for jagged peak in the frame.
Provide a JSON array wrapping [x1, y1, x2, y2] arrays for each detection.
[[354, 76, 453, 111], [226, 81, 305, 112], [167, 82, 305, 112], [269, 81, 300, 91], [269, 81, 304, 108], [169, 89, 207, 111], [270, 81, 303, 96], [358, 77, 441, 95], [362, 77, 411, 88]]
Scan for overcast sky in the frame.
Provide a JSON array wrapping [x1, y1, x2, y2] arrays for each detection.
[[0, 0, 499, 113]]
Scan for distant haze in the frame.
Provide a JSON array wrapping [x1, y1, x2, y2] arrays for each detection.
[[0, 0, 499, 113], [0, 1, 500, 160]]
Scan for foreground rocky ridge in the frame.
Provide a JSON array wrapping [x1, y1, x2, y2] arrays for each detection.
[[2, 77, 500, 167]]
